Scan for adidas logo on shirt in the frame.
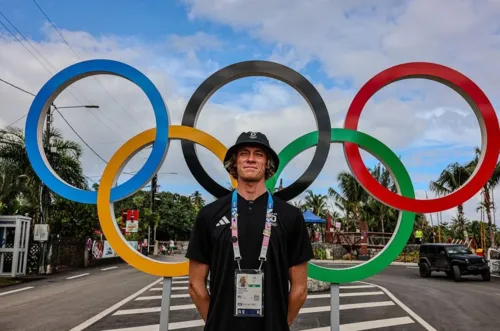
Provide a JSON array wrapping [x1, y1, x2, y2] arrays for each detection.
[[216, 216, 230, 227]]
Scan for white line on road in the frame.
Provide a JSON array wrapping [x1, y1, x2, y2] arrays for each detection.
[[359, 281, 437, 331], [102, 266, 118, 271], [304, 316, 415, 331], [113, 304, 196, 316], [98, 316, 412, 331], [99, 319, 205, 331], [298, 301, 395, 314], [135, 293, 190, 300], [0, 286, 34, 297], [66, 273, 90, 280], [339, 285, 375, 289], [69, 278, 162, 331]]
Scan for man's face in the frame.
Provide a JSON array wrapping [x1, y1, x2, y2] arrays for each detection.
[[236, 146, 268, 182]]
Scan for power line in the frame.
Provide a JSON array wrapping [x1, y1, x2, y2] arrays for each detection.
[[0, 11, 129, 139], [53, 105, 108, 164], [0, 78, 36, 96], [0, 76, 134, 176], [31, 0, 145, 131]]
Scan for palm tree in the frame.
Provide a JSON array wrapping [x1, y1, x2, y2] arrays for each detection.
[[429, 162, 471, 240], [465, 147, 500, 248], [191, 190, 205, 213], [303, 189, 328, 219], [0, 126, 87, 272], [328, 171, 370, 231]]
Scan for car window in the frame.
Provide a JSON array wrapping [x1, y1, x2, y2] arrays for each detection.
[[490, 250, 500, 260], [445, 246, 472, 255]]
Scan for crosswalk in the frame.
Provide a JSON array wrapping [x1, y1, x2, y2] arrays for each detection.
[[79, 277, 433, 331]]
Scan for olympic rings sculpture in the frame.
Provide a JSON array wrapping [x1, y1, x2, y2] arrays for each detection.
[[24, 59, 500, 283]]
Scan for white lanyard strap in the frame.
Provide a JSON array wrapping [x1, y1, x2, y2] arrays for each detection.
[[231, 190, 274, 271]]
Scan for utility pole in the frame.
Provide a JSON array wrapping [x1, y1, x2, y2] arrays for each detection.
[[40, 105, 52, 274], [149, 174, 157, 254]]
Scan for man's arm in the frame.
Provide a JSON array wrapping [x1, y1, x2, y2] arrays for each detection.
[[287, 261, 308, 326], [188, 259, 210, 322]]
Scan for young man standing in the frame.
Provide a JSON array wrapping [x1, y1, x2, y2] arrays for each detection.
[[186, 131, 313, 331]]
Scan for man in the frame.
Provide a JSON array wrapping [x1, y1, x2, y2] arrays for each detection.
[[415, 228, 423, 244], [169, 239, 175, 254], [186, 131, 313, 331]]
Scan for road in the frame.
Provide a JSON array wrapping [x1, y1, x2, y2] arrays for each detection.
[[0, 257, 499, 331]]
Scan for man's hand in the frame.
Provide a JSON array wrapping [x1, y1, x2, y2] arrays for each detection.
[[287, 261, 309, 326], [188, 259, 210, 322]]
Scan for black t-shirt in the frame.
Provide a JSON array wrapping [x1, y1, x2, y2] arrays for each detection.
[[186, 191, 313, 331]]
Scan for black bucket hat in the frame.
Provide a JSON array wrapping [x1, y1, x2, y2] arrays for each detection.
[[224, 131, 280, 170]]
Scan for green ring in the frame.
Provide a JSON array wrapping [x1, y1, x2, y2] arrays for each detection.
[[266, 128, 416, 283]]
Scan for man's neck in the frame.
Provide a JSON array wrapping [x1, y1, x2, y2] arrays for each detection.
[[236, 180, 267, 201]]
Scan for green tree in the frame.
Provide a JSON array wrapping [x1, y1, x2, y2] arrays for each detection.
[[303, 189, 328, 219], [465, 147, 500, 248], [429, 162, 471, 240]]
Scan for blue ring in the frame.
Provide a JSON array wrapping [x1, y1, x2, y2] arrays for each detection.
[[25, 59, 169, 204]]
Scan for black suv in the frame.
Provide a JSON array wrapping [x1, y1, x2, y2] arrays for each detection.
[[418, 243, 490, 281]]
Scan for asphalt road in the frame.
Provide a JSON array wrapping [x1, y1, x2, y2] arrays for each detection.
[[0, 261, 158, 331], [366, 265, 500, 331], [1, 258, 499, 331]]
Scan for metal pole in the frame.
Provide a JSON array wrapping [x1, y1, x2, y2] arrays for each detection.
[[330, 283, 339, 331], [159, 277, 172, 331]]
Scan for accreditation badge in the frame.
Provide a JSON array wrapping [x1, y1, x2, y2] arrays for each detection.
[[234, 269, 264, 317]]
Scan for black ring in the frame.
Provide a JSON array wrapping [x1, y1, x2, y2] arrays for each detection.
[[180, 60, 331, 201]]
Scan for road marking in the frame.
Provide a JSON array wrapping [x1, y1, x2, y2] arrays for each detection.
[[304, 316, 414, 331], [135, 294, 190, 300], [306, 291, 384, 300], [66, 273, 90, 280], [102, 266, 118, 271], [172, 280, 188, 284], [69, 278, 162, 331], [113, 304, 196, 316], [99, 319, 205, 331], [406, 266, 419, 269], [97, 316, 411, 331], [150, 286, 194, 291], [299, 301, 395, 314], [0, 286, 34, 296], [339, 285, 375, 289], [359, 281, 438, 331]]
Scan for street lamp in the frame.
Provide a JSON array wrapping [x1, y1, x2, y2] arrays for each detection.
[[56, 105, 100, 109]]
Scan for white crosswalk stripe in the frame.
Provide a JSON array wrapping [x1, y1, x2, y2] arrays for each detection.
[[78, 277, 435, 331]]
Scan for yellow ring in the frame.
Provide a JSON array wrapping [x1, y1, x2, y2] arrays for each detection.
[[97, 125, 237, 276]]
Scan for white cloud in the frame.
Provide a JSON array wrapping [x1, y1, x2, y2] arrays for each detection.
[[166, 32, 225, 53]]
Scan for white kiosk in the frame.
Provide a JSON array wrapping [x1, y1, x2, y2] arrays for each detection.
[[0, 216, 31, 277]]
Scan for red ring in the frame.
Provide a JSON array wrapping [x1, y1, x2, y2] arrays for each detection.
[[344, 62, 500, 213]]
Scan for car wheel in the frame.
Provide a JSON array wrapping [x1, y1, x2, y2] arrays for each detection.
[[482, 270, 491, 281], [419, 263, 431, 278], [452, 264, 461, 282]]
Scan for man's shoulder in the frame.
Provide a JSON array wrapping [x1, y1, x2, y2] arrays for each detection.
[[196, 192, 232, 218], [272, 195, 302, 218]]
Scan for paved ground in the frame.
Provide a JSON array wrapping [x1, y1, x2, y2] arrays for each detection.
[[1, 257, 499, 331]]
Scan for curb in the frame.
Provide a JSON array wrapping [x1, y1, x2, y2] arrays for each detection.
[[310, 259, 418, 267]]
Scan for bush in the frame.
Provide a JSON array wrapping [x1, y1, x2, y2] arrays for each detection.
[[314, 247, 327, 260]]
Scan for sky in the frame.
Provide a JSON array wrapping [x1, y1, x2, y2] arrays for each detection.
[[0, 0, 499, 228]]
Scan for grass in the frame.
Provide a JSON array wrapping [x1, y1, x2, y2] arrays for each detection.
[[0, 277, 20, 287]]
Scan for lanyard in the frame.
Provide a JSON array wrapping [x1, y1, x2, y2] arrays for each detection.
[[231, 189, 274, 271]]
